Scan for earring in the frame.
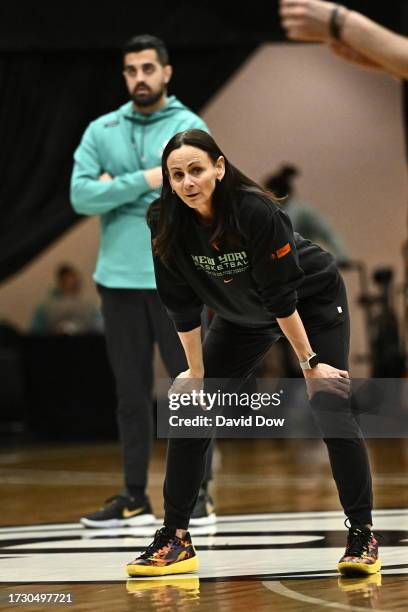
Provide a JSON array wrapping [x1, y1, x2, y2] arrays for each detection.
[[171, 188, 175, 193]]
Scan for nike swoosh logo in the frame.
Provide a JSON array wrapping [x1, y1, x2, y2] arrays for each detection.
[[223, 278, 233, 284], [122, 506, 145, 518]]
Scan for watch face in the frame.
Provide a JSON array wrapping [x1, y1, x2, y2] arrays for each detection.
[[309, 354, 319, 368]]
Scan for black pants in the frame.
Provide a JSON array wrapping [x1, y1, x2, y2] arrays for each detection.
[[98, 286, 213, 498], [163, 278, 373, 528]]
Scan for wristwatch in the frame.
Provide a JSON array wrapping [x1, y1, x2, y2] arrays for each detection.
[[299, 352, 319, 370]]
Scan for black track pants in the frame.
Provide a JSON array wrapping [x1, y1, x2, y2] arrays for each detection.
[[163, 278, 373, 528]]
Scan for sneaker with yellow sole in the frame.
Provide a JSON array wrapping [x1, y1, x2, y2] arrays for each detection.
[[126, 527, 199, 577], [338, 524, 381, 576]]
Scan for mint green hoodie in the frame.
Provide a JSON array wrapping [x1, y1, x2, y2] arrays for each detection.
[[70, 96, 208, 288]]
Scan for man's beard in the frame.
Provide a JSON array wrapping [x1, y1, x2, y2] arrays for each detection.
[[131, 84, 165, 108]]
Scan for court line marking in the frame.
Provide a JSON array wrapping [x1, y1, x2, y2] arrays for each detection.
[[262, 580, 390, 612], [0, 509, 407, 531]]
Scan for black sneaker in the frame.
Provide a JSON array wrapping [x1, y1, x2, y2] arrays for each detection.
[[189, 489, 216, 526], [80, 495, 156, 528], [338, 522, 381, 576], [126, 527, 199, 577]]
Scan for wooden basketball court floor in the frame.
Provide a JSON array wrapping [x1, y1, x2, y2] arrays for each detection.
[[1, 438, 407, 611]]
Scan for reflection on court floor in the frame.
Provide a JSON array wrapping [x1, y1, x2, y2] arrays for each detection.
[[0, 509, 407, 583]]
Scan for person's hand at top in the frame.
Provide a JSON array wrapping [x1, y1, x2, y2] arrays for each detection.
[[280, 0, 408, 79], [279, 0, 339, 42]]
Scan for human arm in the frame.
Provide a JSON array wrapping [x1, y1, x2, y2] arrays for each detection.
[[70, 123, 158, 215], [149, 208, 206, 391], [279, 0, 408, 79], [249, 200, 349, 396], [276, 310, 350, 398], [176, 327, 205, 380], [329, 41, 385, 72], [98, 167, 162, 188], [153, 245, 205, 392], [249, 203, 304, 318], [167, 326, 206, 401], [152, 251, 203, 334]]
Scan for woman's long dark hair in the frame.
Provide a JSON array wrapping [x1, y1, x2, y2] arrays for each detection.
[[147, 129, 278, 263]]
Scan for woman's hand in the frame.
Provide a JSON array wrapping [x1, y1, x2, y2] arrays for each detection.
[[303, 362, 350, 400], [168, 369, 208, 409], [169, 369, 203, 395]]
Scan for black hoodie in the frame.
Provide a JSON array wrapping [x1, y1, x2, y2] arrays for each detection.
[[151, 191, 340, 332]]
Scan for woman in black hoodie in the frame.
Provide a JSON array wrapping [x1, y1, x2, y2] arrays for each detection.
[[126, 129, 380, 579]]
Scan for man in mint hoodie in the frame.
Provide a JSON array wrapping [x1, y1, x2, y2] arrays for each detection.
[[71, 34, 215, 528]]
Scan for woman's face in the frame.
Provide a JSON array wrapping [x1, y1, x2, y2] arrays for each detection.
[[167, 145, 225, 219]]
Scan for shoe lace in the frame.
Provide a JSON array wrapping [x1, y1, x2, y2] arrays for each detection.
[[347, 529, 371, 557], [140, 528, 176, 560], [344, 519, 373, 557]]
